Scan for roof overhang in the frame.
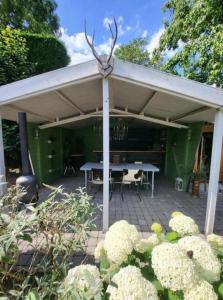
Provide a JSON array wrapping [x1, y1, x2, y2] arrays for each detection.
[[0, 58, 222, 128]]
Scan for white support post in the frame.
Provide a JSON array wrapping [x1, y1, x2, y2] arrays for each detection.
[[0, 114, 7, 196], [205, 110, 223, 235], [102, 78, 110, 231]]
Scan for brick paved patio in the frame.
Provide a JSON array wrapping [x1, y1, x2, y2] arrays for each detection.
[[38, 175, 223, 235]]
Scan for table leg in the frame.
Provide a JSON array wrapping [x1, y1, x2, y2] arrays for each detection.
[[85, 170, 88, 190], [151, 172, 154, 198], [146, 171, 149, 189]]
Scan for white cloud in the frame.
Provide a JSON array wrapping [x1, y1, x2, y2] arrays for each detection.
[[103, 15, 131, 37], [103, 17, 113, 30], [146, 27, 165, 54], [165, 40, 184, 58], [60, 27, 120, 65], [146, 27, 184, 59], [59, 28, 94, 64], [141, 30, 148, 39]]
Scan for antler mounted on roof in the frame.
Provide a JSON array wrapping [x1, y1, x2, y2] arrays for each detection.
[[84, 17, 118, 78]]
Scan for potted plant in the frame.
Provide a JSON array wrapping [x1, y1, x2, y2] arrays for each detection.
[[191, 165, 207, 197]]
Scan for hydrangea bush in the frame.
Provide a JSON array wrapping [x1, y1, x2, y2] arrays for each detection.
[[60, 212, 223, 300]]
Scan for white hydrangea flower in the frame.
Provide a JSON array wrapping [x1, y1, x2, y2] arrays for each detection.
[[106, 266, 158, 300], [134, 238, 152, 253], [104, 220, 139, 265], [94, 240, 105, 260], [63, 264, 102, 298], [148, 233, 162, 245], [134, 234, 160, 253], [207, 233, 223, 249], [178, 236, 221, 283], [169, 214, 199, 236], [184, 280, 218, 300], [152, 242, 198, 291]]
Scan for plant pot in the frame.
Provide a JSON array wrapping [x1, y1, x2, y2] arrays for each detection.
[[192, 179, 200, 197]]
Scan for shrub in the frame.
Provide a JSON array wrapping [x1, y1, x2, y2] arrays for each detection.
[[0, 27, 34, 86], [22, 32, 70, 75], [0, 185, 96, 299]]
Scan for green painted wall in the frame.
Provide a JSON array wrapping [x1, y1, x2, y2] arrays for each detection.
[[74, 126, 102, 161], [28, 124, 64, 184], [165, 122, 204, 190], [27, 124, 101, 184]]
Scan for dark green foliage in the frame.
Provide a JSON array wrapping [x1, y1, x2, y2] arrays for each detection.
[[0, 27, 34, 86], [115, 38, 151, 66], [0, 0, 59, 34], [23, 32, 70, 75], [2, 120, 20, 165]]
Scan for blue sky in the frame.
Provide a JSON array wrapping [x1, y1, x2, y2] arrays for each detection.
[[56, 0, 167, 65]]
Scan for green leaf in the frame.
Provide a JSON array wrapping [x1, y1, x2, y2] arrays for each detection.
[[110, 281, 118, 288], [152, 279, 164, 292], [168, 290, 183, 300], [25, 290, 40, 300], [217, 248, 223, 258], [100, 256, 110, 272], [218, 283, 223, 299], [166, 231, 179, 242], [17, 233, 32, 242], [141, 266, 154, 281], [0, 213, 11, 224]]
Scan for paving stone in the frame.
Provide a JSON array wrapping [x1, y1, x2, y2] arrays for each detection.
[[37, 175, 223, 250]]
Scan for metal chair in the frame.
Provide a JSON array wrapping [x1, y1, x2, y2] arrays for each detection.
[[121, 169, 143, 201], [64, 157, 76, 176], [89, 168, 113, 200]]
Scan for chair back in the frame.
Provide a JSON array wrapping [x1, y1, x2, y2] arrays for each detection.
[[122, 169, 142, 182], [91, 169, 103, 181]]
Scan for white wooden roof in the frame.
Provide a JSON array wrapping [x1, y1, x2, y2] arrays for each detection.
[[0, 57, 222, 128]]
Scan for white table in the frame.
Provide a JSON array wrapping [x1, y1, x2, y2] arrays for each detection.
[[80, 162, 159, 197]]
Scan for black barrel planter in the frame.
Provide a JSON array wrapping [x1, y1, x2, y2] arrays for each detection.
[[16, 112, 38, 204]]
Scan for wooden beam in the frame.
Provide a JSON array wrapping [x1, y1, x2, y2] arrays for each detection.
[[8, 104, 54, 122], [38, 110, 102, 129], [55, 90, 84, 115], [139, 91, 156, 114], [171, 107, 210, 122], [205, 110, 223, 235], [111, 108, 188, 129]]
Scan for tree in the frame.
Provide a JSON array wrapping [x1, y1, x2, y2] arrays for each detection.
[[2, 120, 20, 165], [0, 27, 34, 86], [152, 0, 223, 87], [0, 0, 59, 35], [115, 38, 151, 67]]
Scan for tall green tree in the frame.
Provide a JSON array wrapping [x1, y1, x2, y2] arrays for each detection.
[[152, 0, 223, 87], [115, 38, 151, 67], [0, 0, 59, 34]]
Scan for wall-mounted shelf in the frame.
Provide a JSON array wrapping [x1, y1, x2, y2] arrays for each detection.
[[93, 150, 166, 153]]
